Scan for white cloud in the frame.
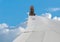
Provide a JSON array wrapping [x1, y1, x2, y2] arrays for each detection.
[[47, 8, 60, 12], [58, 17, 60, 21], [53, 16, 60, 21], [53, 16, 58, 20], [45, 13, 52, 19], [42, 13, 60, 21], [0, 23, 8, 29], [0, 23, 22, 42], [42, 13, 52, 19], [2, 29, 9, 33], [19, 27, 25, 33], [0, 23, 9, 33]]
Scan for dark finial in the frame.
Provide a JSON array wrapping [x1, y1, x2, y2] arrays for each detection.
[[29, 6, 35, 16]]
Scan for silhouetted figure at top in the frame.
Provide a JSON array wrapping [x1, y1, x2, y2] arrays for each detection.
[[29, 6, 36, 16]]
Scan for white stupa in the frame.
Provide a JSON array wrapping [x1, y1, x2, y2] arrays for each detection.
[[13, 6, 60, 42]]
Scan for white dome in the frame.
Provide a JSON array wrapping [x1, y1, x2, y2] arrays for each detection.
[[13, 15, 60, 42]]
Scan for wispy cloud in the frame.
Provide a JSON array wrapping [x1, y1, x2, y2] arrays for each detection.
[[47, 8, 60, 12]]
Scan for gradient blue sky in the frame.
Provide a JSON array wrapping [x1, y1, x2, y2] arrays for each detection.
[[0, 0, 60, 26]]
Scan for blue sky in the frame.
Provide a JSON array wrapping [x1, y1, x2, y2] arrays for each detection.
[[0, 0, 60, 26]]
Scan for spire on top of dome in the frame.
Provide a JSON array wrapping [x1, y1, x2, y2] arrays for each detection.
[[29, 6, 36, 16]]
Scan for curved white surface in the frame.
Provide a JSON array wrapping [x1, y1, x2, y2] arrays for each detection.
[[13, 16, 60, 42]]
